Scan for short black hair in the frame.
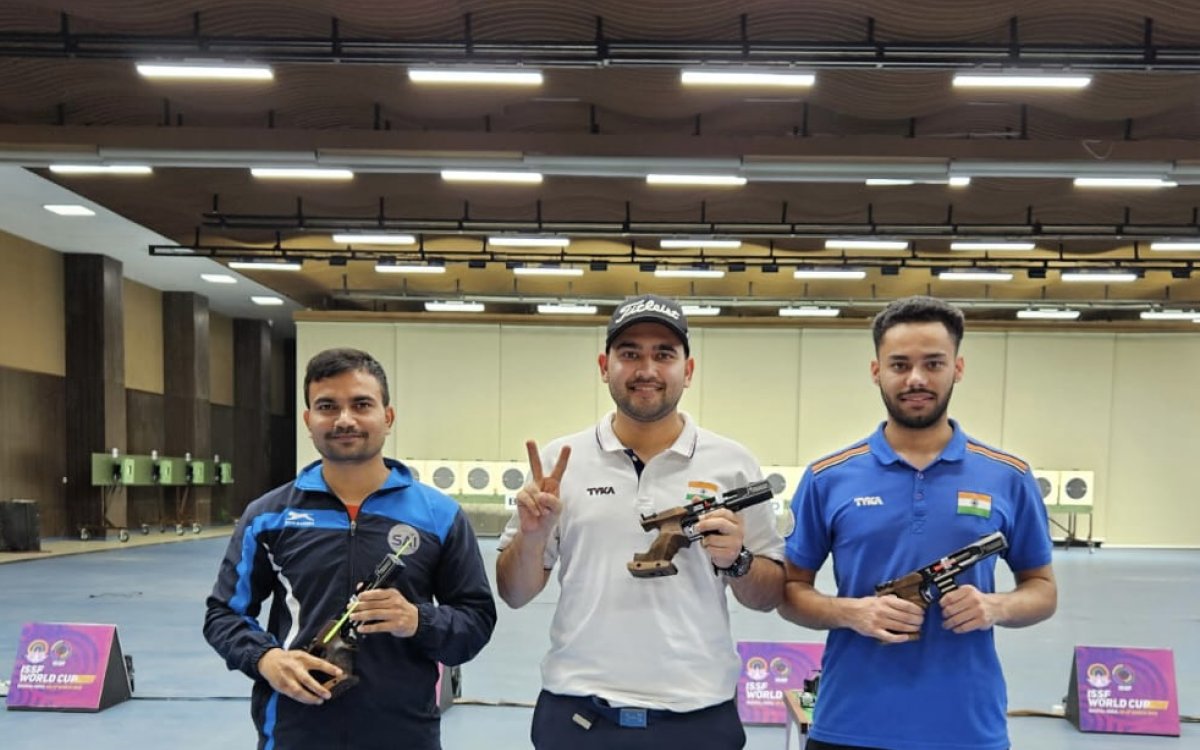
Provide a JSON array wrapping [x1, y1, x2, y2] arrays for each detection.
[[303, 348, 390, 407], [872, 296, 965, 352]]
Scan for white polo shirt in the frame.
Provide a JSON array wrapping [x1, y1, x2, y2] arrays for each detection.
[[498, 411, 785, 711]]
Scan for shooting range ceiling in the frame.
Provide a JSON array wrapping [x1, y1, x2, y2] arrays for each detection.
[[4, 0, 1200, 325]]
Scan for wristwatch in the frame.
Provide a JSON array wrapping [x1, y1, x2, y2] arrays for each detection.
[[716, 546, 754, 578]]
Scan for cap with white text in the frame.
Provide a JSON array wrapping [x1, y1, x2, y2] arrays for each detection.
[[605, 294, 689, 355]]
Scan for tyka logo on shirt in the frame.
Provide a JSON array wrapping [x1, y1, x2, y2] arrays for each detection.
[[853, 496, 885, 507], [587, 486, 616, 495]]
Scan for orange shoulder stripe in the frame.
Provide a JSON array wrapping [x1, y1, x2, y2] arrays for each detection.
[[811, 444, 871, 474], [966, 442, 1029, 473]]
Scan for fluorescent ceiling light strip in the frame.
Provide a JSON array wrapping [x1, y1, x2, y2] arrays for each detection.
[[1073, 177, 1176, 188], [200, 274, 237, 284], [865, 179, 915, 186], [375, 264, 446, 274], [1017, 309, 1080, 320], [681, 305, 722, 316], [489, 236, 569, 247], [441, 170, 543, 183], [646, 174, 747, 186], [136, 63, 273, 80], [228, 260, 303, 271], [250, 167, 353, 180], [536, 303, 598, 314], [425, 301, 485, 312], [1060, 271, 1138, 282], [43, 204, 95, 216], [938, 270, 1014, 281], [1150, 241, 1200, 251], [49, 164, 152, 175], [824, 239, 909, 251], [332, 233, 415, 245], [1140, 310, 1200, 321], [952, 74, 1092, 89], [654, 269, 726, 278], [409, 69, 543, 85], [948, 176, 972, 187], [779, 307, 841, 317], [659, 239, 742, 249], [250, 296, 284, 306], [513, 267, 585, 277], [951, 241, 1036, 251], [681, 70, 815, 87], [793, 269, 867, 280]]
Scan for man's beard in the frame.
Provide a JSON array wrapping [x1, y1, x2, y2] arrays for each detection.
[[880, 384, 953, 429], [610, 380, 681, 423]]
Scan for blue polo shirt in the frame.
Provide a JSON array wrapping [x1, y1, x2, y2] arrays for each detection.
[[786, 420, 1052, 750]]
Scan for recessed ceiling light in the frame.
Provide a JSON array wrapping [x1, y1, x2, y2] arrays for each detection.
[[441, 170, 543, 184], [1060, 271, 1138, 282], [681, 70, 815, 87], [200, 274, 237, 284], [1139, 310, 1200, 321], [659, 239, 742, 249], [681, 305, 722, 316], [375, 263, 446, 274], [793, 268, 868, 280], [49, 164, 152, 175], [937, 270, 1014, 281], [1149, 241, 1200, 251], [865, 179, 915, 186], [250, 167, 353, 180], [1073, 177, 1176, 189], [952, 74, 1092, 89], [43, 204, 95, 216], [136, 62, 273, 80], [646, 174, 747, 186], [409, 69, 543, 85], [824, 239, 909, 251], [536, 303, 598, 314], [654, 268, 726, 279], [250, 296, 284, 306], [513, 266, 584, 277], [425, 301, 485, 312], [950, 241, 1036, 251], [332, 233, 416, 245], [779, 307, 841, 317], [1017, 308, 1081, 320], [488, 236, 569, 248], [228, 260, 303, 271]]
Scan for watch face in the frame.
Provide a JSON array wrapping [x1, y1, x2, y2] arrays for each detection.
[[723, 548, 753, 577]]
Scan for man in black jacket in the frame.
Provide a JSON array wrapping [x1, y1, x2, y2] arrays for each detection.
[[204, 347, 497, 750]]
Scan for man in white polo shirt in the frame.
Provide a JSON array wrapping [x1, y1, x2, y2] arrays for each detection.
[[496, 294, 785, 750]]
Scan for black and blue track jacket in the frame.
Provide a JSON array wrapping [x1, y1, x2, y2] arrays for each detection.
[[203, 458, 497, 750]]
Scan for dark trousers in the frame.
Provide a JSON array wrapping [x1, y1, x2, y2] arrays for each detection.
[[531, 690, 746, 750]]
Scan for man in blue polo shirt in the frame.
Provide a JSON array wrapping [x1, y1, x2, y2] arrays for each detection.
[[780, 296, 1057, 750]]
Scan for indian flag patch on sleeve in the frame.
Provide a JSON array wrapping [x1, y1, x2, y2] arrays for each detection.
[[957, 491, 992, 518]]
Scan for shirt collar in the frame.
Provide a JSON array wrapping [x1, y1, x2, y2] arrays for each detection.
[[596, 410, 699, 458], [294, 457, 412, 494], [867, 418, 967, 468]]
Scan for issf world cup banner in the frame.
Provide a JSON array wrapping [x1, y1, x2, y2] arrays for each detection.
[[6, 622, 131, 712], [1065, 645, 1180, 736], [736, 641, 824, 725]]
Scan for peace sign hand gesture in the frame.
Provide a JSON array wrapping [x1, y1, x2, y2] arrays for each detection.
[[515, 439, 570, 542]]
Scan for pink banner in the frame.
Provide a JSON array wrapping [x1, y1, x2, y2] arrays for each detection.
[[735, 641, 823, 725], [1071, 645, 1180, 736], [6, 622, 119, 711]]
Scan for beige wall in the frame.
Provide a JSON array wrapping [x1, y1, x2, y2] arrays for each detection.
[[209, 313, 234, 406], [122, 279, 163, 394], [0, 231, 64, 376], [298, 320, 1200, 548]]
